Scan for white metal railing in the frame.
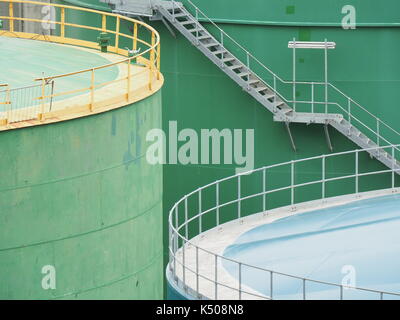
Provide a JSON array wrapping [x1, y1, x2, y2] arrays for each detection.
[[168, 145, 400, 300], [175, 0, 400, 152]]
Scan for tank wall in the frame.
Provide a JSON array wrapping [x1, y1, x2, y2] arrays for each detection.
[[0, 91, 163, 299]]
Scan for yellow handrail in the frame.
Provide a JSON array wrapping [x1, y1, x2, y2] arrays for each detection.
[[0, 0, 162, 126]]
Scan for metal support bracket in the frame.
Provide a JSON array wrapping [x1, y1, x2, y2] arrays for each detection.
[[324, 123, 333, 152], [285, 122, 297, 152]]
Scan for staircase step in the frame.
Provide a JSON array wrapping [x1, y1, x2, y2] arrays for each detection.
[[197, 35, 211, 40], [274, 101, 285, 107], [181, 20, 197, 26], [237, 72, 251, 78], [212, 49, 227, 55], [264, 93, 275, 99], [229, 64, 243, 71], [255, 86, 268, 93], [222, 57, 236, 63], [204, 42, 219, 48], [173, 13, 188, 18], [188, 28, 203, 33], [248, 79, 260, 85]]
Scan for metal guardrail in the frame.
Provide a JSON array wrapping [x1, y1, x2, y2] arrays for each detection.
[[0, 82, 54, 123], [168, 145, 400, 300], [179, 0, 399, 151], [0, 0, 161, 125]]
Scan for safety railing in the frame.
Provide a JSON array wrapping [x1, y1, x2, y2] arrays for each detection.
[[177, 0, 399, 150], [0, 0, 161, 125], [0, 82, 54, 124], [168, 145, 400, 300]]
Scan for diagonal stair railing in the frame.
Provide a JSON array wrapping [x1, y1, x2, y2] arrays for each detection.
[[156, 0, 400, 172]]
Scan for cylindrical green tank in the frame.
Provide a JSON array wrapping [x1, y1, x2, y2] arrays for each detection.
[[0, 91, 163, 299]]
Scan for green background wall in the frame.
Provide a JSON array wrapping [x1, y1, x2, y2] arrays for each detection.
[[0, 91, 163, 299]]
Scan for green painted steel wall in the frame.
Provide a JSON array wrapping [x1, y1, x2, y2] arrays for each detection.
[[38, 0, 400, 298], [0, 91, 163, 299]]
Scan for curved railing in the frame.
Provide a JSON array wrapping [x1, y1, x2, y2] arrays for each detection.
[[168, 145, 400, 300], [0, 0, 161, 126], [178, 0, 400, 151]]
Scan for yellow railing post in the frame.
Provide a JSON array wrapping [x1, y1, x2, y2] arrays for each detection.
[[90, 69, 95, 111], [102, 14, 106, 31], [133, 22, 138, 52], [9, 2, 14, 33], [127, 60, 131, 101], [115, 16, 120, 53], [38, 78, 45, 121], [149, 32, 155, 91], [157, 43, 161, 80], [60, 7, 65, 41], [6, 85, 10, 124]]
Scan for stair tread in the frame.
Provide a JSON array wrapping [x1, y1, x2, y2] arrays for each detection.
[[181, 20, 196, 25], [212, 50, 227, 55], [222, 57, 236, 63]]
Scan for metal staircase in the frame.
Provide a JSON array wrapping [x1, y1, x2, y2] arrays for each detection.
[[154, 1, 400, 172]]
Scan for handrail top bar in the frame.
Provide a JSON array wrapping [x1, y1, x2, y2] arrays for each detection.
[[288, 41, 336, 49]]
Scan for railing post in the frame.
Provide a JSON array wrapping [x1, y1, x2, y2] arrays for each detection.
[[172, 0, 176, 22], [61, 8, 65, 41], [291, 161, 295, 208], [270, 271, 273, 299], [355, 150, 359, 195], [322, 155, 326, 200], [195, 8, 199, 44], [149, 32, 156, 91], [115, 16, 120, 53], [157, 43, 161, 80], [348, 98, 351, 123], [182, 238, 186, 289], [90, 69, 95, 111], [5, 86, 11, 124], [238, 262, 242, 300], [101, 14, 106, 32], [273, 75, 277, 112], [198, 189, 202, 234], [196, 246, 199, 296], [292, 38, 296, 112], [127, 60, 131, 101], [324, 39, 328, 115], [340, 285, 343, 300], [377, 118, 380, 147], [214, 255, 218, 300], [38, 78, 45, 120], [174, 206, 178, 279], [262, 168, 266, 213], [311, 82, 315, 113], [216, 182, 220, 226], [392, 146, 395, 189], [303, 279, 306, 300], [246, 52, 251, 90], [184, 197, 188, 240], [133, 23, 138, 52], [9, 2, 14, 33], [237, 175, 241, 219]]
